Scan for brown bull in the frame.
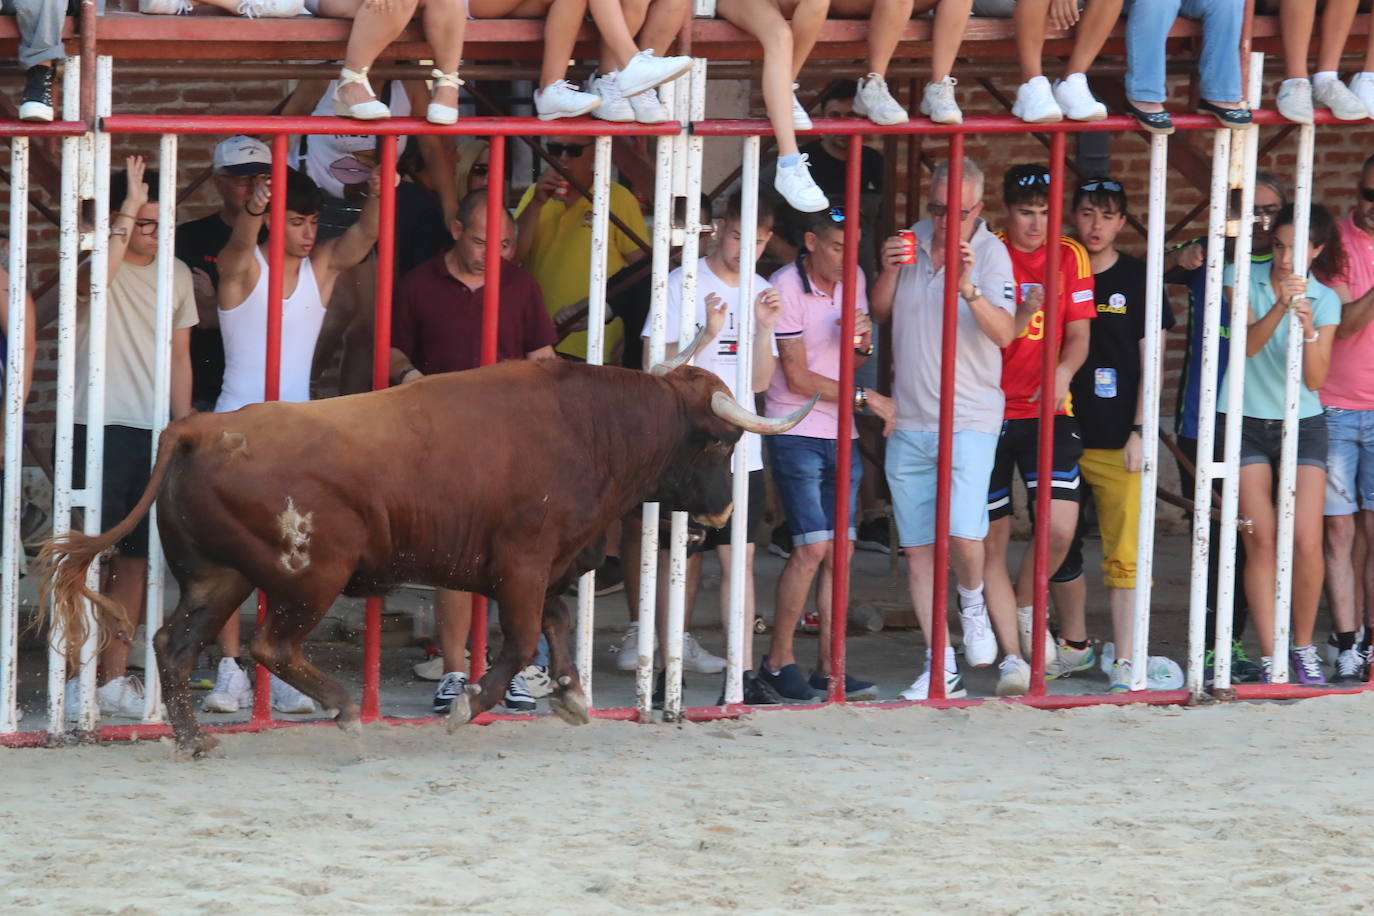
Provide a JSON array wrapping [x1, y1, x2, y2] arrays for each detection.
[[39, 352, 812, 756]]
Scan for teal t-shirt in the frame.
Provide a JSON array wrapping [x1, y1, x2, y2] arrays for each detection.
[[1218, 260, 1339, 420]]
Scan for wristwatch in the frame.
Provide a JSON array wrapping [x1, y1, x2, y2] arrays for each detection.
[[854, 386, 869, 411], [1130, 424, 1143, 434], [965, 283, 981, 301]]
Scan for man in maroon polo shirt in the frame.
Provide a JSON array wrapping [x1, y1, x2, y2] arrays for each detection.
[[389, 189, 558, 716]]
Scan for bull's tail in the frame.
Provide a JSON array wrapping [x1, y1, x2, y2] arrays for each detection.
[[37, 423, 189, 667]]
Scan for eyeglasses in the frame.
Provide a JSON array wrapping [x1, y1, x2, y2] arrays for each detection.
[[471, 163, 489, 177], [547, 142, 588, 159], [1360, 186, 1374, 203], [1254, 203, 1282, 216], [1078, 179, 1122, 193], [1014, 171, 1051, 188], [133, 218, 159, 234], [926, 201, 973, 220]]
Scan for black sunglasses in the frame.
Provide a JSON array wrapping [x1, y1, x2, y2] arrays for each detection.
[[547, 142, 588, 159], [1078, 179, 1122, 193], [926, 201, 973, 220], [1015, 171, 1051, 187], [1360, 186, 1374, 203]]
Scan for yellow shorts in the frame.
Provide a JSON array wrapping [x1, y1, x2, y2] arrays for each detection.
[[1079, 447, 1140, 589]]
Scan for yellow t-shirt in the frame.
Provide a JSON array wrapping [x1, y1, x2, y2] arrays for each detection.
[[515, 181, 648, 361]]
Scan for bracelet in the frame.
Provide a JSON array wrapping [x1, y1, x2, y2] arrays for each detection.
[[400, 367, 421, 384], [853, 386, 868, 412], [244, 205, 266, 217], [109, 227, 128, 238], [1130, 424, 1143, 434], [1304, 331, 1320, 343]]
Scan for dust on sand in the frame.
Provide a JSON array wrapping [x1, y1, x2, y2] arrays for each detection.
[[3, 694, 1372, 913]]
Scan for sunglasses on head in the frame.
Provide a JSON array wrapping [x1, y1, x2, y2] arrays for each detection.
[[826, 207, 845, 223], [1015, 171, 1051, 188], [1078, 179, 1122, 193], [1360, 186, 1374, 203], [547, 142, 588, 159], [470, 163, 490, 177], [926, 201, 973, 220]]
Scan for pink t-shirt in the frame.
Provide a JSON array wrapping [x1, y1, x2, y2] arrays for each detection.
[[765, 259, 867, 440], [1322, 210, 1374, 410]]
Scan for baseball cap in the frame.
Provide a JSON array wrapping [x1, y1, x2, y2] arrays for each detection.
[[213, 136, 271, 175]]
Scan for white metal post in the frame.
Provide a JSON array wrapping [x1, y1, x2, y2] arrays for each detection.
[[0, 137, 29, 734], [575, 134, 614, 706], [1130, 132, 1168, 690], [1271, 122, 1315, 680], [663, 511, 687, 719], [1186, 128, 1233, 697], [1213, 52, 1264, 691], [48, 55, 82, 733]]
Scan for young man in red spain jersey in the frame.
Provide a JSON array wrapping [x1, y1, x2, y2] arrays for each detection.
[[983, 163, 1095, 696]]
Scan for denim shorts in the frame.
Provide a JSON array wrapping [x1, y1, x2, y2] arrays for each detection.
[[769, 434, 862, 546], [1323, 407, 1374, 515], [885, 429, 998, 548], [1237, 414, 1328, 470]]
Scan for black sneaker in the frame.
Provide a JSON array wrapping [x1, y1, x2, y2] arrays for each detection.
[[716, 669, 784, 706], [19, 64, 53, 123], [503, 673, 536, 711], [1331, 648, 1363, 684], [855, 518, 892, 555], [1231, 640, 1263, 683], [593, 556, 625, 596], [808, 670, 879, 701], [432, 671, 468, 714], [767, 526, 792, 560], [759, 656, 821, 702]]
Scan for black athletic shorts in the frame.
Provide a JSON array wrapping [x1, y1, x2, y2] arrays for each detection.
[[72, 424, 153, 558], [986, 415, 1084, 522]]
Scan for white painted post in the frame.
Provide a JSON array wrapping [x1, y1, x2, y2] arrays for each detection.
[[0, 137, 29, 734], [663, 511, 687, 719], [1130, 132, 1168, 690], [1213, 52, 1264, 691], [1186, 128, 1233, 698]]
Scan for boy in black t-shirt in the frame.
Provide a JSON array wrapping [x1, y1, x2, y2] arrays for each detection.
[[1047, 178, 1176, 693]]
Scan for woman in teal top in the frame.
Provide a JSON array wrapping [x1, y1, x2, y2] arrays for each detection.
[[1221, 204, 1343, 685]]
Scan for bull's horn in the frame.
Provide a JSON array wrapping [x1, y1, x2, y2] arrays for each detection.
[[650, 325, 714, 376], [710, 390, 818, 435]]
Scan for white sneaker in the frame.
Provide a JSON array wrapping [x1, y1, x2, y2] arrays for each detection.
[[139, 0, 191, 12], [791, 83, 813, 130], [855, 72, 908, 126], [126, 624, 148, 670], [898, 662, 967, 700], [615, 622, 658, 671], [1011, 76, 1063, 124], [682, 632, 726, 674], [1349, 73, 1374, 119], [1276, 78, 1314, 124], [1053, 73, 1107, 121], [773, 154, 828, 213], [202, 657, 252, 713], [1108, 658, 1133, 694], [96, 675, 146, 718], [995, 655, 1031, 697], [628, 87, 669, 124], [236, 0, 303, 17], [958, 604, 998, 667], [919, 76, 962, 125], [587, 73, 634, 122], [1314, 77, 1368, 121], [617, 49, 692, 98], [536, 79, 601, 121], [1016, 606, 1057, 666], [519, 663, 553, 698], [413, 655, 445, 681], [270, 675, 317, 714]]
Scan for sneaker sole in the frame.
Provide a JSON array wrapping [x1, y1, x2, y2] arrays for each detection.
[[619, 60, 693, 99], [995, 679, 1030, 697]]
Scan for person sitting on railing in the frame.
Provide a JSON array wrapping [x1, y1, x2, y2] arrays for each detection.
[[139, 0, 303, 20], [971, 0, 1120, 124], [869, 157, 1018, 701], [714, 0, 830, 212], [62, 156, 196, 721], [1122, 0, 1250, 133], [588, 0, 692, 123], [1259, 0, 1369, 124], [305, 0, 606, 124], [825, 0, 972, 125], [9, 0, 65, 121], [1221, 203, 1342, 686]]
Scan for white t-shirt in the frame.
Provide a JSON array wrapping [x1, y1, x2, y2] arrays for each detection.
[[75, 257, 199, 430], [651, 258, 777, 473]]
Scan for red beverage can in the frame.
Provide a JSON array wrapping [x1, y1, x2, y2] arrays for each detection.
[[554, 179, 570, 201], [897, 229, 916, 264]]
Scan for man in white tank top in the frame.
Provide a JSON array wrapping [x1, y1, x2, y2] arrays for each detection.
[[201, 165, 385, 716]]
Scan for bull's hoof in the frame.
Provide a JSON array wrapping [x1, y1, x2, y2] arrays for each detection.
[[549, 687, 591, 726], [445, 684, 482, 733], [175, 732, 222, 761], [336, 715, 363, 737]]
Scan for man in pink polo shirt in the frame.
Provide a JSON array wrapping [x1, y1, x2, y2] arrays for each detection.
[[1321, 152, 1374, 682], [759, 207, 892, 702]]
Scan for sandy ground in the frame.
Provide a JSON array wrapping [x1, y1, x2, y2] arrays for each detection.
[[5, 693, 1374, 913]]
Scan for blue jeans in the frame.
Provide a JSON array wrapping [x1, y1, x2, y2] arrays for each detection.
[[770, 434, 862, 546], [1125, 0, 1243, 104], [1324, 408, 1374, 516]]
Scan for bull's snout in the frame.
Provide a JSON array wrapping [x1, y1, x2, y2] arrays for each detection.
[[691, 502, 734, 530]]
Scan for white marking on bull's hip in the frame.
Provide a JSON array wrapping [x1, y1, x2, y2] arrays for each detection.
[[277, 497, 314, 574]]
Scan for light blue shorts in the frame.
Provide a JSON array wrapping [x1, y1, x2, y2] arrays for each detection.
[[885, 428, 998, 548], [1324, 407, 1374, 516]]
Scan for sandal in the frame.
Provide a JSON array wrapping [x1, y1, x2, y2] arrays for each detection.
[[427, 68, 464, 126], [332, 66, 390, 121], [1197, 99, 1253, 129], [1124, 99, 1174, 136]]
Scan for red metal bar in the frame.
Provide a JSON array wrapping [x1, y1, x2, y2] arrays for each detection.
[[1030, 132, 1067, 697], [101, 115, 680, 136], [827, 134, 863, 704], [469, 134, 506, 683], [689, 110, 1339, 136], [79, 0, 94, 127], [0, 121, 85, 136], [929, 136, 964, 700]]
